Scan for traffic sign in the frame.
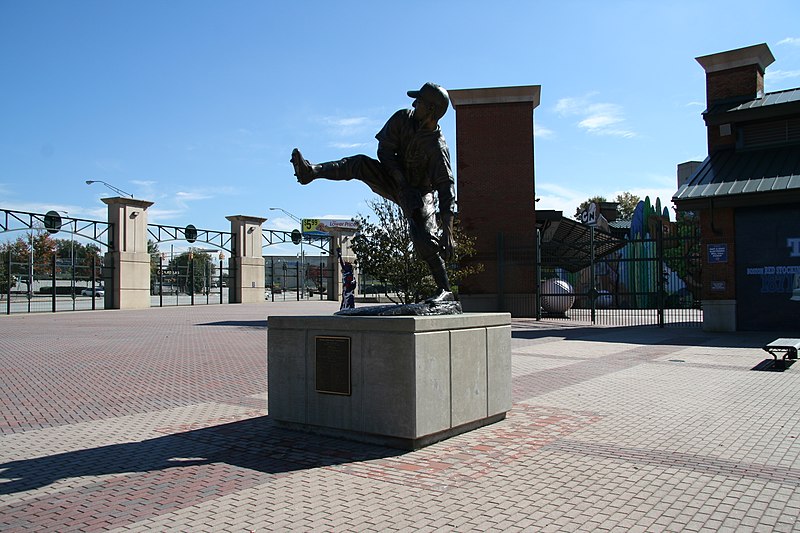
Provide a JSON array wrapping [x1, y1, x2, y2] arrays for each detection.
[[291, 229, 302, 245], [44, 211, 62, 234], [185, 224, 197, 243]]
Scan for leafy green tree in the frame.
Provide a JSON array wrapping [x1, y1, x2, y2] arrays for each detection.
[[350, 197, 483, 304], [148, 239, 161, 277], [573, 196, 607, 220], [0, 244, 11, 297], [615, 192, 641, 220], [0, 231, 56, 293], [53, 239, 103, 278], [573, 192, 641, 221], [168, 251, 215, 294]]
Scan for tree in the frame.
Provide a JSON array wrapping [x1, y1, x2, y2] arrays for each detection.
[[168, 251, 215, 294], [573, 192, 641, 221], [148, 239, 160, 277], [0, 231, 56, 293], [574, 196, 607, 220], [350, 197, 483, 304], [52, 239, 103, 278], [0, 244, 11, 297], [615, 192, 641, 220]]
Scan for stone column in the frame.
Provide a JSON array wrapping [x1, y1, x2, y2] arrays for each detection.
[[103, 197, 155, 309], [227, 215, 268, 304], [449, 85, 541, 316]]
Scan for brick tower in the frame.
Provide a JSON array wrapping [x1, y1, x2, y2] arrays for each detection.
[[449, 86, 541, 316]]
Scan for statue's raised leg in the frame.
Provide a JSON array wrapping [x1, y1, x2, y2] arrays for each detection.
[[290, 148, 317, 185]]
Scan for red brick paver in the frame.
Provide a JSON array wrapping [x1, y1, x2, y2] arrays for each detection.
[[1, 302, 799, 532]]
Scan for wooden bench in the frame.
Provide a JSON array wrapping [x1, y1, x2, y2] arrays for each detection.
[[762, 338, 800, 368]]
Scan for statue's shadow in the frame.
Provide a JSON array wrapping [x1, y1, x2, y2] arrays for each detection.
[[0, 416, 402, 495]]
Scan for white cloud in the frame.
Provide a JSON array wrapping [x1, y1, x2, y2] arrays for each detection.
[[266, 216, 299, 232], [175, 191, 213, 202], [313, 113, 383, 151], [330, 142, 372, 149], [766, 69, 800, 82], [554, 95, 636, 138], [534, 124, 555, 139], [324, 117, 370, 128], [145, 208, 187, 224], [320, 115, 375, 136], [535, 181, 678, 220], [777, 37, 800, 46]]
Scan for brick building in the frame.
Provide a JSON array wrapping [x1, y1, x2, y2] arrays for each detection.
[[673, 43, 800, 331]]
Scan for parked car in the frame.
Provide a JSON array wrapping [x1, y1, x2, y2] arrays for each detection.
[[81, 287, 105, 297]]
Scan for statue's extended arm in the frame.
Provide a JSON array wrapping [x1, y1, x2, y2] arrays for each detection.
[[440, 211, 455, 261], [434, 141, 456, 261]]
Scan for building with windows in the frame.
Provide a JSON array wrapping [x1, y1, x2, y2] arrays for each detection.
[[673, 43, 800, 331]]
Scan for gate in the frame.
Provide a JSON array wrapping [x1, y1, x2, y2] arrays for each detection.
[[265, 256, 335, 302], [148, 224, 232, 307], [263, 229, 334, 302], [537, 216, 702, 327], [2, 209, 112, 314], [151, 252, 230, 307]]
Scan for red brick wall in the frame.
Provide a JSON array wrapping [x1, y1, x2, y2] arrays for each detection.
[[454, 101, 536, 294], [705, 64, 764, 153], [699, 206, 736, 300], [706, 122, 737, 153], [705, 64, 763, 104]]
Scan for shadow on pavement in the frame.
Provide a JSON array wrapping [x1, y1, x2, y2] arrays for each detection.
[[752, 358, 796, 372], [511, 323, 784, 349], [197, 320, 268, 328], [0, 416, 402, 495]]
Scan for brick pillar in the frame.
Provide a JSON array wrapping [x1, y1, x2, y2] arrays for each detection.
[[698, 206, 737, 331], [695, 43, 774, 153], [449, 85, 541, 316]]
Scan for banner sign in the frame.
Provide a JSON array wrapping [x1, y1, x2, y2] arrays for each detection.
[[707, 243, 728, 264], [579, 202, 598, 226], [301, 219, 359, 236], [735, 205, 800, 330]]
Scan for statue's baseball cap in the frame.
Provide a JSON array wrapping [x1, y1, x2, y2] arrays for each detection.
[[408, 82, 449, 118]]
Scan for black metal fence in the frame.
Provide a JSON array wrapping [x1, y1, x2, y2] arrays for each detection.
[[538, 222, 702, 327], [3, 249, 108, 314], [150, 255, 230, 307], [265, 256, 335, 302]]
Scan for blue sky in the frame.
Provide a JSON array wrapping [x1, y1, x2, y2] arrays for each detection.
[[2, 1, 800, 256]]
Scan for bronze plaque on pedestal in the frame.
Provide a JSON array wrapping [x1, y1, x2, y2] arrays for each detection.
[[315, 336, 351, 395]]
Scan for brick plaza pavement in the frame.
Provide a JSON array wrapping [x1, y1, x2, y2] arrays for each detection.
[[0, 301, 798, 532]]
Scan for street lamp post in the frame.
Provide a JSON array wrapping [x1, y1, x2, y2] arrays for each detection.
[[58, 211, 76, 310], [85, 180, 134, 198]]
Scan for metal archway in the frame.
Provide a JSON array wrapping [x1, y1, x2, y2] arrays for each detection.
[[1, 208, 112, 247]]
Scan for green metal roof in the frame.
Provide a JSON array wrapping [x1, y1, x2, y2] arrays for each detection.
[[673, 144, 800, 203], [706, 88, 800, 116]]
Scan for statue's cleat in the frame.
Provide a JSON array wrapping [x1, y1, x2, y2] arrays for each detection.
[[290, 148, 315, 185], [425, 289, 455, 304]]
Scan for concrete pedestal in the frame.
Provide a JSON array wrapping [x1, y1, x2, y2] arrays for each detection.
[[267, 313, 511, 450]]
